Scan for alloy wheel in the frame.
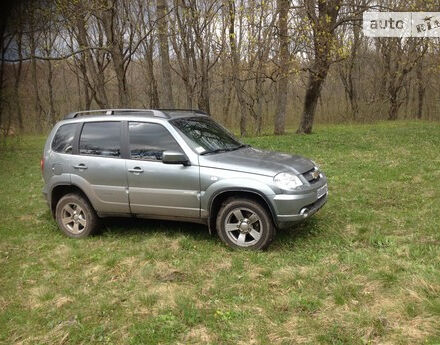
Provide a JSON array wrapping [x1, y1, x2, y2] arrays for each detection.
[[61, 202, 87, 234], [224, 207, 263, 247]]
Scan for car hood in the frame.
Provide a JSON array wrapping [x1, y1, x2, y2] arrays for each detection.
[[198, 147, 314, 176]]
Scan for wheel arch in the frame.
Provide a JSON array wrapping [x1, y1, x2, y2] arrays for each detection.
[[207, 188, 277, 234], [50, 184, 94, 217]]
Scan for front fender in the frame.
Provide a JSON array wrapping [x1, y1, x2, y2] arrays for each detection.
[[201, 176, 276, 213]]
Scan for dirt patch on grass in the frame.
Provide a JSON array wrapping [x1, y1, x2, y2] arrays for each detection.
[[19, 214, 34, 222], [155, 269, 185, 282], [120, 256, 138, 268], [0, 296, 9, 311], [397, 315, 437, 341], [53, 244, 71, 258], [267, 315, 308, 344], [55, 296, 73, 308], [26, 286, 49, 309], [180, 325, 214, 344], [149, 283, 180, 309], [154, 262, 186, 282], [84, 264, 105, 284]]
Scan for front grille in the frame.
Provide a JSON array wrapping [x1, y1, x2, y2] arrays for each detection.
[[303, 167, 320, 184]]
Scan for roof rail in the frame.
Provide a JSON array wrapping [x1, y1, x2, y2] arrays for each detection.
[[156, 108, 209, 116], [64, 109, 170, 119]]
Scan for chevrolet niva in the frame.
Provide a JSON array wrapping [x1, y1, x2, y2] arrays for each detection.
[[42, 109, 328, 249]]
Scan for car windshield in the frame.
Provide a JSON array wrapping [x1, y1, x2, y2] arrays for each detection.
[[171, 117, 247, 155]]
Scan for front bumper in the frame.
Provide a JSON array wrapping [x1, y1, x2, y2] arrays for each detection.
[[271, 179, 328, 229]]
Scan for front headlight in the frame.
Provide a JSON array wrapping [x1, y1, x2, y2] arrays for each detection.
[[274, 172, 303, 190]]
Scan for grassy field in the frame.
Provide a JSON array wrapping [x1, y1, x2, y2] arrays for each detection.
[[0, 121, 439, 345]]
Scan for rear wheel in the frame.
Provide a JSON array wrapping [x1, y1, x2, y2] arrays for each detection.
[[55, 193, 99, 238], [216, 198, 275, 250]]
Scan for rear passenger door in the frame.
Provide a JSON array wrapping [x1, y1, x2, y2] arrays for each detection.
[[126, 121, 200, 218], [69, 121, 130, 214]]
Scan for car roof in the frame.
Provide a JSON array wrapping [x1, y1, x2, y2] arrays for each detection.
[[63, 109, 208, 121]]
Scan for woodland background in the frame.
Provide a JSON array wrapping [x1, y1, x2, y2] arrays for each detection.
[[0, 0, 439, 137]]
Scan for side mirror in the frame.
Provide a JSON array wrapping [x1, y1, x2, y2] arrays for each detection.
[[162, 151, 190, 166]]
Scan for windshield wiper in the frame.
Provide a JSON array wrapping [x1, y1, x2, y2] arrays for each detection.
[[200, 144, 250, 155], [200, 148, 231, 155], [229, 144, 250, 151]]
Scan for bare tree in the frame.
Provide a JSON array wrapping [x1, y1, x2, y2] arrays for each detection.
[[0, 26, 13, 135], [337, 6, 363, 119], [12, 27, 24, 131], [137, 0, 159, 108], [274, 0, 289, 134], [73, 7, 110, 108], [27, 6, 45, 132], [100, 0, 131, 107], [1, 0, 440, 135], [156, 0, 174, 108], [228, 0, 248, 136], [378, 38, 427, 120], [415, 53, 425, 119], [296, 0, 343, 134]]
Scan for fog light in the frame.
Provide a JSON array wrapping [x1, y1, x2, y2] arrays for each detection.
[[300, 208, 309, 218]]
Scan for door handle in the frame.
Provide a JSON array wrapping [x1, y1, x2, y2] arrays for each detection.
[[128, 167, 144, 173], [73, 164, 88, 170]]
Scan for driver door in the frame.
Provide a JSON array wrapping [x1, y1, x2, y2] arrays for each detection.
[[126, 121, 200, 218]]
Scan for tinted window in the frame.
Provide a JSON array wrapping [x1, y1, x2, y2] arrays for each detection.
[[171, 117, 242, 154], [79, 122, 121, 157], [52, 124, 77, 154], [129, 122, 182, 160]]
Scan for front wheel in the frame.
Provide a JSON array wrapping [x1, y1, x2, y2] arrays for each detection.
[[216, 198, 275, 250]]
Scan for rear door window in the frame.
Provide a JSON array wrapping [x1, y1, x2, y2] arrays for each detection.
[[79, 122, 121, 157], [52, 123, 77, 154]]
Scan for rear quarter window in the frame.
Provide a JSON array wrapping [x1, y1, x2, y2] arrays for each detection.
[[52, 123, 77, 154]]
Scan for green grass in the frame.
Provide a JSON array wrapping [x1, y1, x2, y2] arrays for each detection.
[[1, 121, 440, 344]]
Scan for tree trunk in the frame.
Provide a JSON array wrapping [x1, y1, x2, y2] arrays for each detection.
[[78, 54, 92, 110], [388, 88, 399, 120], [172, 2, 194, 108], [75, 15, 108, 108], [47, 60, 56, 125], [255, 75, 264, 135], [29, 32, 44, 132], [348, 85, 359, 120], [222, 77, 233, 125], [228, 0, 247, 136], [274, 0, 289, 135], [198, 64, 210, 113], [0, 25, 6, 133], [75, 66, 82, 109], [13, 30, 24, 131], [156, 0, 174, 108], [416, 59, 425, 119], [296, 0, 341, 134], [297, 65, 327, 134], [145, 42, 160, 108], [101, 6, 129, 108], [111, 55, 129, 107]]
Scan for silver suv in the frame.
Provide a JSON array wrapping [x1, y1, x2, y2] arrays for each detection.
[[42, 109, 328, 249]]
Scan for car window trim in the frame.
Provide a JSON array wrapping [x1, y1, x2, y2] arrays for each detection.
[[72, 122, 82, 155], [126, 121, 185, 162], [78, 121, 123, 159], [121, 121, 130, 159]]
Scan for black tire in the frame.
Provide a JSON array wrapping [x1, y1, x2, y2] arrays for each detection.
[[216, 198, 275, 250], [55, 193, 100, 238]]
